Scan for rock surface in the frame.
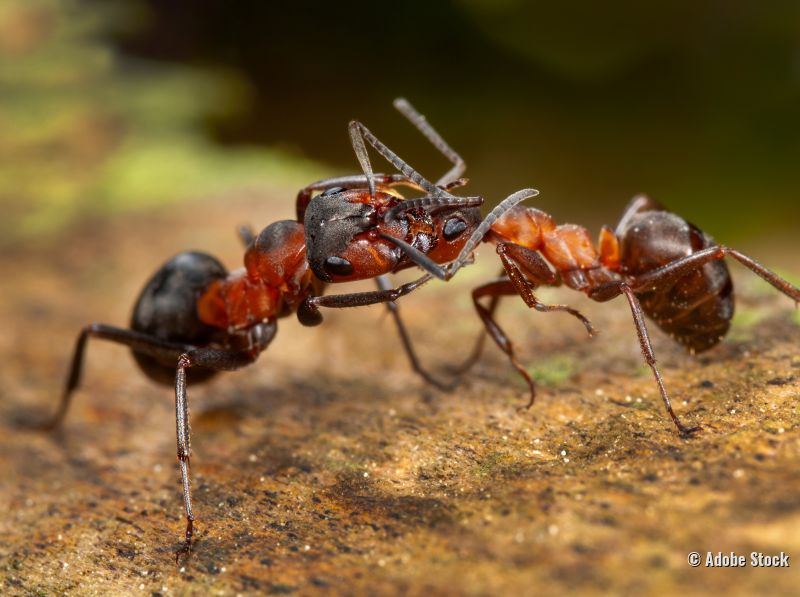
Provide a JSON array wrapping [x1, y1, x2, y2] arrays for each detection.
[[1, 192, 798, 596]]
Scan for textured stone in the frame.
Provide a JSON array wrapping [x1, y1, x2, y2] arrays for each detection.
[[1, 192, 799, 596]]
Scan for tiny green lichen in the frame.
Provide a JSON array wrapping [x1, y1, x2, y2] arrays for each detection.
[[529, 354, 578, 386]]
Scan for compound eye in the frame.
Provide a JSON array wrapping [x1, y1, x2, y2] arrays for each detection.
[[320, 186, 344, 197], [443, 218, 468, 241], [323, 255, 353, 276]]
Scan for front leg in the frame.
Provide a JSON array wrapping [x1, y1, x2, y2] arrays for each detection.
[[297, 272, 458, 390], [472, 278, 593, 410], [496, 242, 594, 337], [302, 274, 433, 313], [375, 275, 459, 391]]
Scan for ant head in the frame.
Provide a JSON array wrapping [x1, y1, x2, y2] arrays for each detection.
[[382, 196, 484, 265], [304, 191, 484, 283], [303, 188, 391, 282]]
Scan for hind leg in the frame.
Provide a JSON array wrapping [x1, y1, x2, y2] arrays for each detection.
[[623, 246, 800, 304], [41, 324, 191, 430], [589, 247, 799, 434], [589, 281, 700, 435]]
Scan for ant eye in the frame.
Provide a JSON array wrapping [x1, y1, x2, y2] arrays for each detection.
[[443, 218, 468, 241], [320, 187, 344, 197], [323, 255, 353, 276]]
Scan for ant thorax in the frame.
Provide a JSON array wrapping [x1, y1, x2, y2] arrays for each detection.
[[488, 205, 618, 292], [197, 221, 319, 331]]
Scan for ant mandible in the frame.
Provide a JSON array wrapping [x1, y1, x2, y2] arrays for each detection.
[[40, 99, 545, 560], [378, 189, 800, 435]]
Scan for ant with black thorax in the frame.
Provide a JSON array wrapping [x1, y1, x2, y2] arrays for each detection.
[[40, 99, 540, 559]]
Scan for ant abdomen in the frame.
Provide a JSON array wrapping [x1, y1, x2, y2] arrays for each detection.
[[618, 210, 734, 352], [130, 252, 228, 384]]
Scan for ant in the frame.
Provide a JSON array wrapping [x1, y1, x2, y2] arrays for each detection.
[[39, 99, 547, 560], [292, 103, 799, 439], [377, 192, 800, 435]]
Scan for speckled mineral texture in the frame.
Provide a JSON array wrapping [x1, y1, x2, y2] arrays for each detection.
[[1, 191, 799, 596]]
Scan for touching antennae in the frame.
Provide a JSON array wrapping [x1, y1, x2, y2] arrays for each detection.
[[393, 98, 466, 188], [451, 188, 539, 273], [383, 196, 484, 223], [380, 188, 539, 280]]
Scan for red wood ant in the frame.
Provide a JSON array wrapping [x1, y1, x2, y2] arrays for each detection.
[[378, 192, 800, 435], [40, 99, 532, 560]]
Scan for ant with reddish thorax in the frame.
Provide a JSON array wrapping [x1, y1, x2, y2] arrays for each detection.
[[297, 101, 800, 438], [41, 99, 548, 560], [378, 185, 800, 436], [295, 101, 800, 438]]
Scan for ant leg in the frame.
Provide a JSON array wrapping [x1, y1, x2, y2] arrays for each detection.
[[307, 274, 488, 391], [473, 277, 592, 409], [392, 98, 466, 187], [304, 275, 432, 312], [174, 321, 275, 561], [472, 279, 537, 407], [238, 225, 256, 247], [447, 267, 507, 376], [588, 282, 700, 435], [497, 243, 595, 337], [448, 293, 499, 375], [625, 246, 800, 305], [348, 120, 443, 198], [375, 275, 457, 391], [463, 244, 591, 389], [303, 275, 477, 390], [41, 324, 191, 430]]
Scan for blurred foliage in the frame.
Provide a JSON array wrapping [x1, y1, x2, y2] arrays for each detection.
[[453, 1, 800, 240], [2, 0, 799, 247], [118, 0, 800, 243], [0, 0, 322, 247], [459, 0, 800, 82]]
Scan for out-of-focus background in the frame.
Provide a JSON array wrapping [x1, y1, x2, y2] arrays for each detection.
[[2, 3, 800, 595], [2, 0, 799, 250]]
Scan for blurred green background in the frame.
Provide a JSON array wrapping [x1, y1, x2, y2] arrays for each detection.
[[2, 0, 799, 248]]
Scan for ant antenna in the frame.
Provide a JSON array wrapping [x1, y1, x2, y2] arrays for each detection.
[[348, 122, 377, 199], [348, 120, 445, 199], [380, 188, 539, 280], [383, 196, 484, 223], [393, 98, 466, 188]]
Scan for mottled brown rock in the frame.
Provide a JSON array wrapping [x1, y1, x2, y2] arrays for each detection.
[[1, 191, 799, 596]]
